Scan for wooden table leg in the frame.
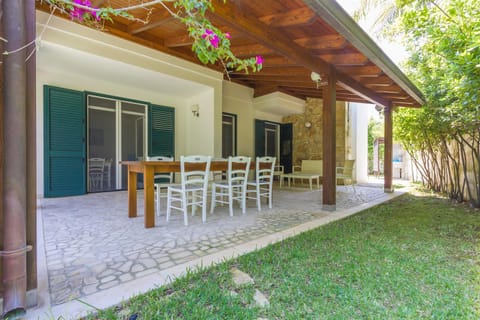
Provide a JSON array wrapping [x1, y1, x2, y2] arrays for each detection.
[[128, 166, 137, 218], [144, 165, 155, 228]]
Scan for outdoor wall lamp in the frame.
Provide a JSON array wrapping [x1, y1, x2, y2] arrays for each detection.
[[305, 121, 312, 128], [310, 72, 322, 89], [191, 104, 200, 117]]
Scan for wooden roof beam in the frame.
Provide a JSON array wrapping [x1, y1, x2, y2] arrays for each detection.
[[228, 74, 309, 82], [261, 56, 298, 67], [294, 34, 347, 50], [92, 0, 106, 6], [230, 43, 273, 57], [165, 26, 238, 48], [259, 7, 317, 27], [337, 71, 391, 108], [360, 76, 394, 86], [337, 66, 383, 77], [318, 53, 368, 66], [129, 10, 174, 35], [208, 1, 331, 75], [210, 1, 390, 107], [254, 84, 280, 97], [366, 85, 403, 94], [164, 34, 193, 48], [304, 0, 425, 105], [231, 66, 310, 76]]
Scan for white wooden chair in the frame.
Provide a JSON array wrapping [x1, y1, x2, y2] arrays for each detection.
[[337, 159, 356, 192], [88, 158, 105, 192], [210, 156, 251, 216], [146, 156, 174, 216], [166, 155, 211, 226], [246, 156, 276, 211], [273, 164, 284, 181]]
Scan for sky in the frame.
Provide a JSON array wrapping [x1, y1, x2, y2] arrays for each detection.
[[335, 0, 408, 64]]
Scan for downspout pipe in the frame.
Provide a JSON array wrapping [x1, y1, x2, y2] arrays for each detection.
[[1, 1, 31, 318]]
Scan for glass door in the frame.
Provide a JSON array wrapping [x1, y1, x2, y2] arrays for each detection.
[[264, 122, 280, 159], [121, 101, 146, 189], [88, 96, 117, 192], [222, 113, 237, 158], [88, 96, 146, 192]]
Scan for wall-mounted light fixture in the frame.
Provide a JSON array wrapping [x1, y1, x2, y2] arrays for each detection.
[[310, 72, 322, 89], [305, 121, 312, 128], [191, 104, 199, 117]]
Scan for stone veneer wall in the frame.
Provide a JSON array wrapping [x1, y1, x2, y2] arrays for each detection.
[[283, 98, 346, 167]]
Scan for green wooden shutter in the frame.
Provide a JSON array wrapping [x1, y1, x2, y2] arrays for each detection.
[[255, 119, 266, 157], [149, 104, 175, 157], [44, 86, 86, 197]]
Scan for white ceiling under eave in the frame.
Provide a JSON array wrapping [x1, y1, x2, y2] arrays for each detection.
[[253, 92, 306, 116]]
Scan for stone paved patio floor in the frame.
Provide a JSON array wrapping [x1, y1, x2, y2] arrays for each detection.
[[27, 181, 406, 319]]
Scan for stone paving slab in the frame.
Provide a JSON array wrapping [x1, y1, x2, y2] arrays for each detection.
[[38, 184, 388, 306]]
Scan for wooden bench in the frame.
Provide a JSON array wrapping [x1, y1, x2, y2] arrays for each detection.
[[280, 160, 322, 190]]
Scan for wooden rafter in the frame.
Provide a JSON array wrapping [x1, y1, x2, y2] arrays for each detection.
[[208, 0, 390, 106], [34, 0, 424, 107], [294, 34, 347, 50], [259, 7, 317, 27]]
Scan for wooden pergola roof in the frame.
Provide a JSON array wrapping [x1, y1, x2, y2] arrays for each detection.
[[37, 0, 425, 107]]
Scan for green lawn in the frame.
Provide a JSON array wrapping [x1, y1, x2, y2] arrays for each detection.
[[88, 192, 480, 319]]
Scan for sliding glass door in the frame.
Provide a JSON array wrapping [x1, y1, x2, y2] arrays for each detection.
[[121, 102, 146, 189], [87, 95, 146, 192]]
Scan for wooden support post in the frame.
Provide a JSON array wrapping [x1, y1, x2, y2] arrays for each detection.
[[144, 165, 155, 228], [384, 106, 393, 192], [1, 0, 29, 316], [128, 168, 138, 218], [322, 68, 337, 208], [26, 0, 37, 304], [0, 0, 4, 304]]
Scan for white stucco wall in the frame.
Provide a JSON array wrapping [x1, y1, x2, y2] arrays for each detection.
[[35, 11, 224, 196], [348, 102, 370, 183], [222, 81, 256, 157]]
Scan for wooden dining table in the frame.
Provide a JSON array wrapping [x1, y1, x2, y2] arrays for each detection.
[[121, 160, 256, 228]]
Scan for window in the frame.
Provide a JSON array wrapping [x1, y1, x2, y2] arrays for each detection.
[[222, 113, 237, 158]]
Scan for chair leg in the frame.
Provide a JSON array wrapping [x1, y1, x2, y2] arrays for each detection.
[[182, 191, 188, 226], [228, 188, 234, 217], [166, 189, 171, 222], [241, 186, 247, 214], [256, 184, 261, 211], [202, 191, 207, 223], [210, 187, 216, 214], [156, 186, 161, 217], [268, 184, 273, 209]]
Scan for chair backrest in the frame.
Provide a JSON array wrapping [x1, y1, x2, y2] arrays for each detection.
[[88, 158, 105, 174], [256, 156, 276, 183], [301, 160, 323, 174], [273, 165, 284, 175], [227, 156, 251, 187], [180, 155, 211, 191], [343, 159, 355, 178], [147, 156, 174, 183]]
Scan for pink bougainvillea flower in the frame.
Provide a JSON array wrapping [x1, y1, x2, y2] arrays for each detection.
[[202, 29, 219, 48], [210, 34, 219, 48], [202, 29, 214, 38], [70, 0, 98, 21], [256, 55, 264, 65], [225, 32, 231, 39]]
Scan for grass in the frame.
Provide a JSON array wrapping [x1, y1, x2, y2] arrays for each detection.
[[87, 192, 480, 319]]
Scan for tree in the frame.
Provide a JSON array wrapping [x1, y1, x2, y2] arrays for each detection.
[[395, 0, 479, 206], [356, 0, 479, 207]]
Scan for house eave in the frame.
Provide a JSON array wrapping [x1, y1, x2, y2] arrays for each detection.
[[304, 0, 425, 106]]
